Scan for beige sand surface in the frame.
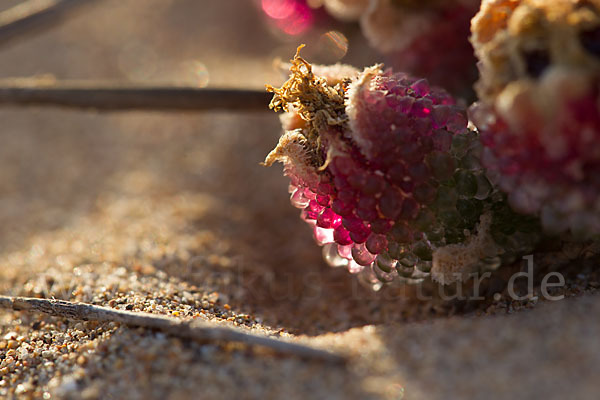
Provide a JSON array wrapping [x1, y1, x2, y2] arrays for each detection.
[[0, 1, 599, 399]]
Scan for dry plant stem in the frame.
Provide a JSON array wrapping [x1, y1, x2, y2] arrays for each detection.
[[0, 0, 99, 48], [0, 295, 345, 364], [0, 79, 272, 112]]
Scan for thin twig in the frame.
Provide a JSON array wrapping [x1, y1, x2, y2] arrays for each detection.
[[0, 295, 345, 364], [0, 0, 99, 48], [0, 78, 271, 111]]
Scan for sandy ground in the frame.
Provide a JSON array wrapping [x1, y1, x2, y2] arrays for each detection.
[[0, 1, 599, 399]]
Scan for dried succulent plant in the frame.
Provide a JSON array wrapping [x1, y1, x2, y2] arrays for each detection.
[[265, 48, 542, 288]]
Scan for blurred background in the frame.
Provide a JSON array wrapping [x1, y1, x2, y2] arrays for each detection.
[[0, 0, 410, 334]]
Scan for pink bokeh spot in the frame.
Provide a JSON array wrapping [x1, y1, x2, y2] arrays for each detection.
[[261, 0, 296, 19], [262, 0, 313, 36], [277, 5, 313, 36]]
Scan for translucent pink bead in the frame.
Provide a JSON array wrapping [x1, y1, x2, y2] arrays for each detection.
[[317, 182, 333, 195], [333, 225, 353, 245], [342, 216, 366, 233], [412, 99, 433, 118], [356, 206, 378, 222], [313, 226, 334, 245], [316, 194, 330, 206], [308, 199, 324, 213], [379, 188, 403, 220], [400, 198, 419, 220], [387, 164, 407, 186], [332, 157, 357, 176], [365, 233, 388, 254], [410, 79, 430, 97], [337, 244, 353, 259], [362, 174, 385, 195], [432, 129, 453, 151], [290, 188, 310, 209], [370, 218, 393, 234], [396, 96, 415, 113], [317, 208, 341, 229], [347, 260, 365, 274], [331, 198, 353, 216], [301, 209, 318, 223], [349, 227, 370, 244], [303, 188, 317, 200], [322, 243, 349, 268], [445, 112, 467, 134], [351, 243, 377, 266]]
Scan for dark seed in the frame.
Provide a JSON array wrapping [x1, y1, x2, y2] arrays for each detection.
[[522, 48, 551, 78]]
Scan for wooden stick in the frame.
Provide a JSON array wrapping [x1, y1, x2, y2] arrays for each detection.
[[0, 78, 272, 111], [0, 0, 99, 48], [0, 295, 345, 364]]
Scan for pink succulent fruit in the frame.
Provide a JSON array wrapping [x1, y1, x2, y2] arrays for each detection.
[[265, 48, 541, 287]]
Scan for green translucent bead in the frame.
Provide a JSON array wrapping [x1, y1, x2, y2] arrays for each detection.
[[454, 170, 478, 198], [389, 223, 412, 244], [414, 208, 436, 231], [386, 241, 406, 260], [456, 198, 483, 227], [416, 260, 433, 273], [439, 209, 462, 227], [450, 133, 471, 157], [376, 253, 395, 273], [396, 264, 417, 278], [413, 182, 438, 204], [426, 151, 456, 182], [459, 152, 482, 171], [397, 252, 418, 268], [412, 240, 433, 261], [424, 227, 445, 244], [434, 186, 458, 210], [374, 267, 395, 283], [474, 173, 493, 200]]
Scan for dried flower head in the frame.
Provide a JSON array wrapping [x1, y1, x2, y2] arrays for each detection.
[[470, 0, 600, 237]]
